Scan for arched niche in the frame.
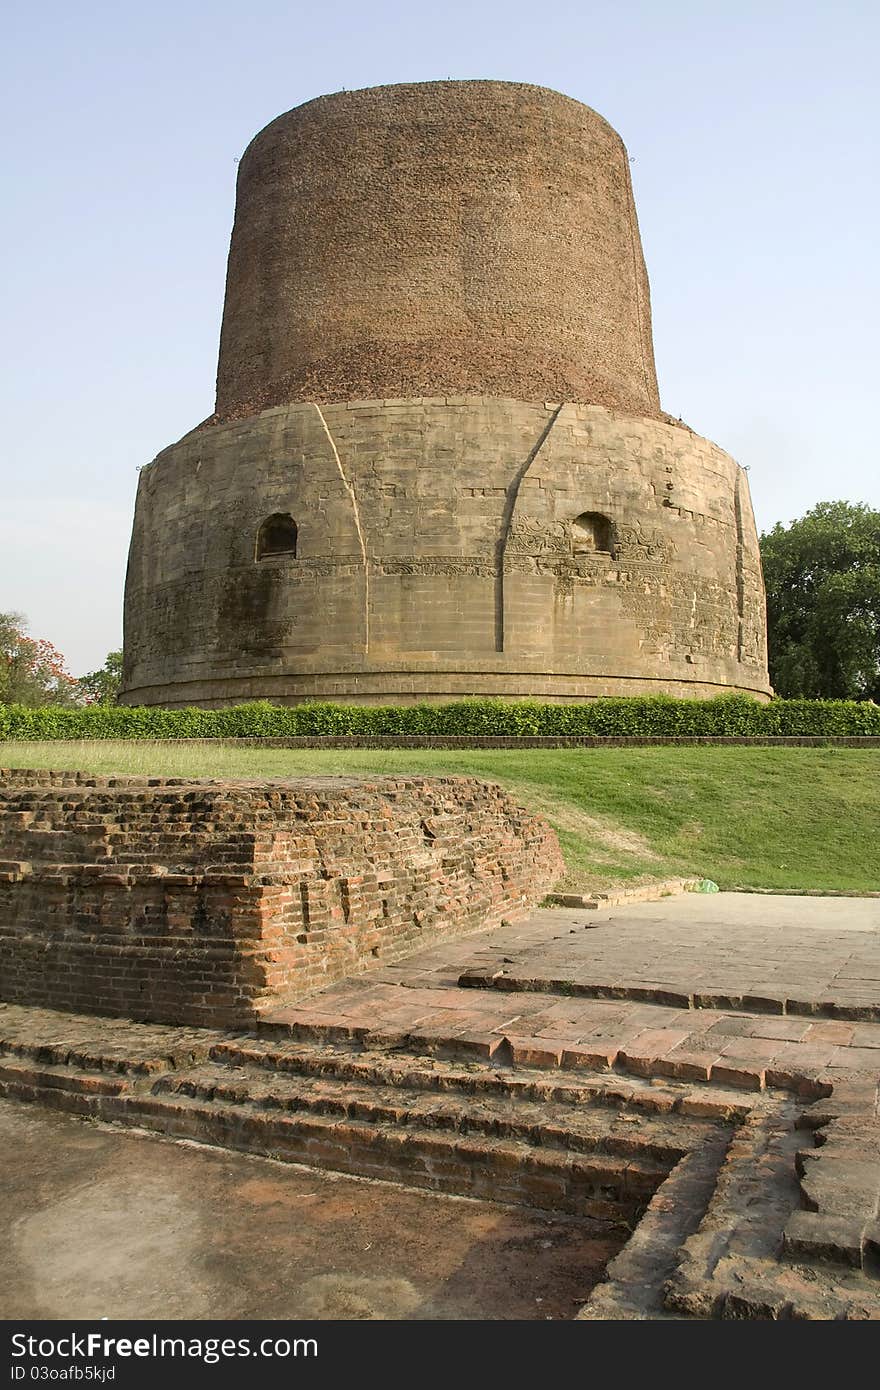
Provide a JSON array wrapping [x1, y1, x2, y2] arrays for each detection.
[[256, 513, 298, 559]]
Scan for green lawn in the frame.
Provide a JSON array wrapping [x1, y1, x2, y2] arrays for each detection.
[[2, 742, 877, 894]]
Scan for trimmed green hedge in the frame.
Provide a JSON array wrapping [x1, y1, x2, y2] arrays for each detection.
[[1, 694, 879, 740]]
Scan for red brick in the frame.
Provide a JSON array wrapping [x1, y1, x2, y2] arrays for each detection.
[[0, 770, 562, 1029], [510, 1039, 565, 1068]]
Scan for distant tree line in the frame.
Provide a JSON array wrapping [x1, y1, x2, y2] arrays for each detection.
[[760, 501, 880, 701], [0, 612, 121, 707]]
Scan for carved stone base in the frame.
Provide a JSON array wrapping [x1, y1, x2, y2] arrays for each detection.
[[121, 397, 771, 707]]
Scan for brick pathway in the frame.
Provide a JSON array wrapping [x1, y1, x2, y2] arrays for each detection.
[[261, 894, 880, 1091], [460, 898, 880, 1015]]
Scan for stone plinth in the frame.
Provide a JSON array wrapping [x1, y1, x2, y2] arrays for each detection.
[[122, 398, 770, 707]]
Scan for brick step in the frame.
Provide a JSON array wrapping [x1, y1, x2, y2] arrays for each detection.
[[0, 1021, 722, 1163], [457, 970, 880, 1024], [152, 1061, 698, 1166], [256, 1008, 831, 1101], [106, 1086, 662, 1220], [0, 1026, 217, 1075], [0, 1056, 133, 1099], [0, 1011, 724, 1221], [0, 1011, 758, 1124], [210, 1038, 757, 1124], [0, 1053, 664, 1220]]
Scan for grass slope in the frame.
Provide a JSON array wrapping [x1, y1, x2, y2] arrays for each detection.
[[2, 743, 877, 894]]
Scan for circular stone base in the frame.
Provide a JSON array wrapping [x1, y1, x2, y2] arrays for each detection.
[[121, 397, 771, 707]]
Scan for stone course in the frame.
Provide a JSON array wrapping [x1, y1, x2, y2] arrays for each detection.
[[123, 398, 770, 707]]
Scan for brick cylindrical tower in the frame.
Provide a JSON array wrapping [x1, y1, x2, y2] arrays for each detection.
[[121, 82, 771, 708], [214, 82, 660, 420]]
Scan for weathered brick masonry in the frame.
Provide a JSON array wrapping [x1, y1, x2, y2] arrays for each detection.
[[0, 770, 563, 1028], [120, 81, 771, 709]]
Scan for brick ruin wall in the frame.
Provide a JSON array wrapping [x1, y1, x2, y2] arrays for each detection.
[[0, 771, 563, 1029], [212, 81, 659, 422], [123, 398, 770, 706]]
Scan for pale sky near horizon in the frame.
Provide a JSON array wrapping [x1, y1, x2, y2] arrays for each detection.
[[2, 0, 878, 675]]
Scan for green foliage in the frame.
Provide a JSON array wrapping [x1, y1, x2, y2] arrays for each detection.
[[75, 649, 124, 706], [760, 501, 880, 700], [1, 692, 878, 741], [0, 612, 78, 707]]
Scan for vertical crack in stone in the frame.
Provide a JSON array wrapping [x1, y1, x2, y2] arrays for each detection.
[[312, 402, 370, 654], [734, 472, 746, 663], [496, 402, 567, 652]]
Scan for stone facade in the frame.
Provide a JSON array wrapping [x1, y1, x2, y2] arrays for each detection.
[[124, 398, 769, 705], [121, 81, 771, 707], [0, 769, 563, 1028]]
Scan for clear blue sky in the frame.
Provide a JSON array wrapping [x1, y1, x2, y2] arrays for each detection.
[[2, 0, 878, 675]]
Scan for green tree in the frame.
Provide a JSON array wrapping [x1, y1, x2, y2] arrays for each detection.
[[76, 649, 123, 705], [760, 501, 880, 700], [0, 611, 79, 706]]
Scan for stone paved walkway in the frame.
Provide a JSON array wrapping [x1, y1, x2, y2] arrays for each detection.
[[462, 897, 880, 1012], [262, 894, 880, 1089]]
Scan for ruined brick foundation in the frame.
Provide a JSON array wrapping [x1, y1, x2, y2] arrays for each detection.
[[0, 770, 563, 1028]]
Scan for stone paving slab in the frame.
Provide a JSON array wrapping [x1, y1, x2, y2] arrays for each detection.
[[429, 896, 879, 1019], [332, 895, 880, 1007]]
